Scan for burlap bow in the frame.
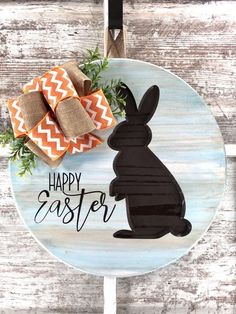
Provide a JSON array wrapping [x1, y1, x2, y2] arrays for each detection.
[[7, 60, 116, 167]]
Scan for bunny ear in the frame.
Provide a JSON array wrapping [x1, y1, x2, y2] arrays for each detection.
[[138, 85, 160, 123], [117, 83, 138, 119]]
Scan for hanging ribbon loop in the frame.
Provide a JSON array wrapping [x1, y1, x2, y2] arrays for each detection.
[[104, 0, 126, 58]]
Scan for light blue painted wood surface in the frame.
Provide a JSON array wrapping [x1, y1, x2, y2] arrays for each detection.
[[9, 59, 226, 277]]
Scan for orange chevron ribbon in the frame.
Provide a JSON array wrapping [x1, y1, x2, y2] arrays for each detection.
[[7, 100, 102, 161], [22, 67, 116, 131], [23, 77, 41, 93], [80, 89, 116, 130], [7, 62, 116, 165], [28, 112, 70, 160], [68, 133, 102, 154], [41, 67, 78, 111], [7, 99, 26, 138]]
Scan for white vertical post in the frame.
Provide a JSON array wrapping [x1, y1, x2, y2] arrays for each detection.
[[104, 276, 117, 314], [104, 0, 109, 30], [225, 144, 236, 157]]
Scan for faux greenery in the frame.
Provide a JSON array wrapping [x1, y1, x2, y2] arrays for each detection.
[[0, 46, 126, 176], [81, 46, 126, 117], [82, 46, 109, 90], [0, 129, 36, 176]]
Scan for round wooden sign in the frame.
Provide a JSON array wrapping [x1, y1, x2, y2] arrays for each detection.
[[9, 59, 225, 277]]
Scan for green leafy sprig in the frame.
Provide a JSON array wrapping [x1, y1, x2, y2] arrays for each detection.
[[81, 46, 109, 90], [81, 46, 126, 117], [0, 128, 36, 176], [101, 79, 126, 117], [0, 46, 126, 176]]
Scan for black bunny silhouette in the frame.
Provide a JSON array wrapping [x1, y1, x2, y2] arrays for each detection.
[[108, 84, 192, 239]]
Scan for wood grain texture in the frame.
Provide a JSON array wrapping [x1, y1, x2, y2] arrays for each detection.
[[0, 1, 235, 143], [0, 1, 235, 313]]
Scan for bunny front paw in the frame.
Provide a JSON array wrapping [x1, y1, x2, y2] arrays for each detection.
[[110, 179, 126, 201], [110, 179, 122, 196], [115, 194, 125, 201]]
